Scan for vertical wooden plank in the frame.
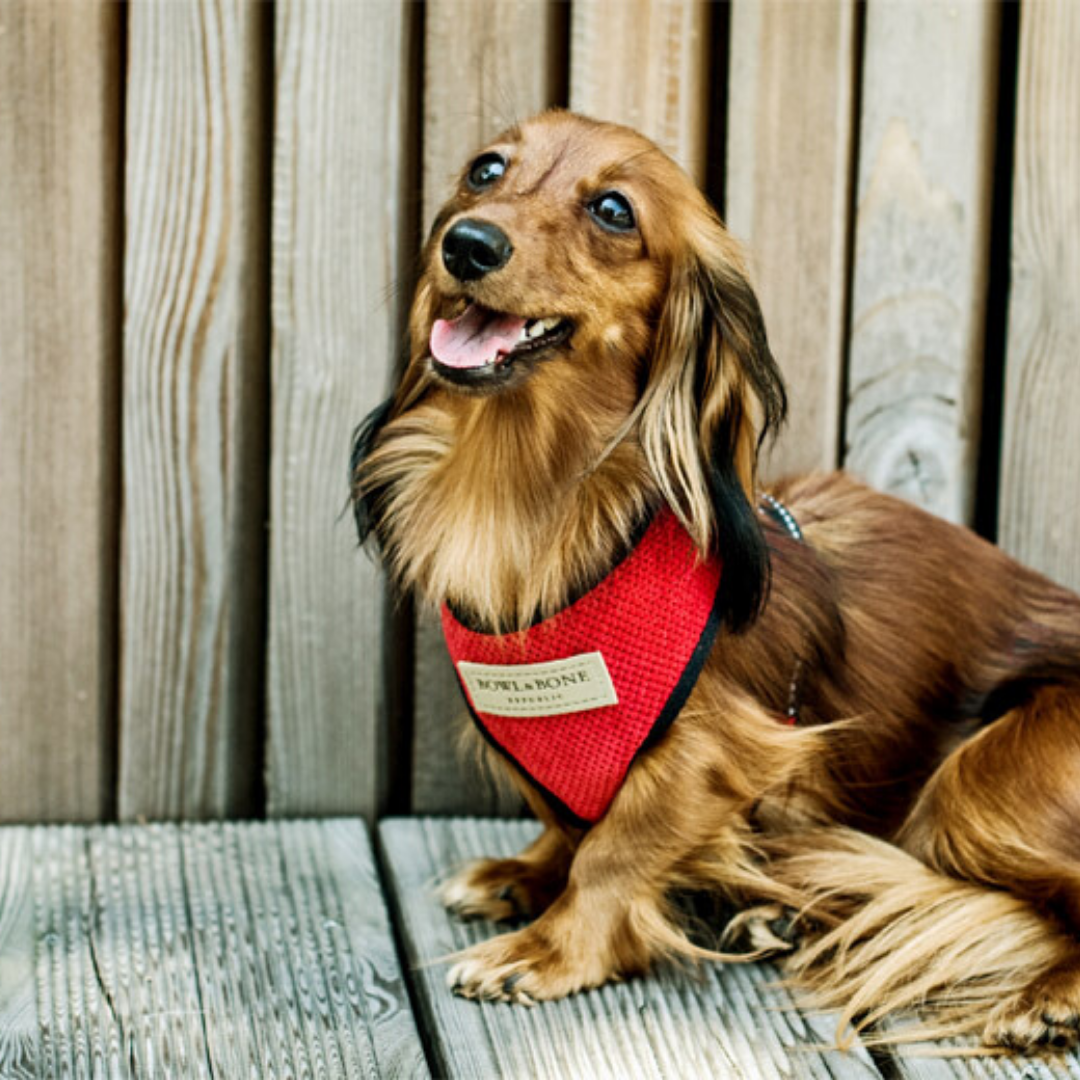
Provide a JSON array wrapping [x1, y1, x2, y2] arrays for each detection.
[[843, 1, 999, 525], [422, 0, 565, 234], [569, 0, 710, 185], [725, 0, 856, 479], [119, 0, 268, 819], [268, 0, 414, 816], [411, 0, 563, 815], [0, 1, 120, 820], [998, 1, 1080, 591]]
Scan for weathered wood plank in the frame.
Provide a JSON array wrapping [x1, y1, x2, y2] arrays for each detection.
[[0, 829, 37, 1078], [380, 817, 880, 1079], [268, 0, 415, 816], [878, 1030, 1079, 1079], [0, 0, 120, 820], [843, 0, 999, 525], [119, 0, 268, 820], [569, 0, 711, 184], [412, 0, 562, 815], [725, 0, 856, 479], [998, 0, 1080, 591], [179, 821, 427, 1078], [33, 827, 133, 1077], [3, 821, 425, 1078], [421, 0, 564, 235]]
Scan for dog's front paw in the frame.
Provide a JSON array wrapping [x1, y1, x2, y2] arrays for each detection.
[[983, 967, 1080, 1052], [722, 903, 801, 957], [447, 924, 615, 1004], [440, 856, 563, 923]]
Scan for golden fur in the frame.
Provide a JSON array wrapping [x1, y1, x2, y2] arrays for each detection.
[[352, 110, 1080, 1053]]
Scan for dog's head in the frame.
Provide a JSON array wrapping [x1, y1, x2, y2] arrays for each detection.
[[356, 110, 785, 630]]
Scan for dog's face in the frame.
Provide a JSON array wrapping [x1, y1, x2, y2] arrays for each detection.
[[357, 110, 787, 631], [418, 112, 682, 396]]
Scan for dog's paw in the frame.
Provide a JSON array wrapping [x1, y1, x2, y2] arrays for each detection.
[[722, 903, 800, 957], [447, 925, 613, 1004], [983, 968, 1080, 1052], [440, 857, 560, 924]]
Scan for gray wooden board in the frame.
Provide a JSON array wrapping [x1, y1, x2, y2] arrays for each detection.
[[878, 1022, 1080, 1080], [843, 0, 998, 525], [267, 0, 415, 818], [378, 817, 880, 1079], [119, 0, 267, 820], [0, 820, 427, 1079], [997, 0, 1080, 593], [0, 0, 120, 821], [0, 828, 36, 1078]]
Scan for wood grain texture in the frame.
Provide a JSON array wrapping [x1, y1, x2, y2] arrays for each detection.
[[1, 820, 426, 1078], [379, 817, 881, 1080], [569, 0, 711, 184], [0, 829, 36, 1077], [998, 0, 1080, 591], [412, 0, 562, 815], [0, 0, 119, 820], [268, 0, 414, 817], [882, 1039, 1078, 1080], [843, 1, 999, 525], [725, 0, 856, 479], [422, 0, 564, 236], [120, 0, 268, 819], [877, 1013, 1080, 1079]]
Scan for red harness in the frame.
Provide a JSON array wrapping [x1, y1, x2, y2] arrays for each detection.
[[440, 509, 724, 825]]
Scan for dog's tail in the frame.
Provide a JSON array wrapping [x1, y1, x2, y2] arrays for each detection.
[[753, 826, 1078, 1050]]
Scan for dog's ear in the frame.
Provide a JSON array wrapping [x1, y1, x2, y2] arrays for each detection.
[[640, 219, 786, 632]]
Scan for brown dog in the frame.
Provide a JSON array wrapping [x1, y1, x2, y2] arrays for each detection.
[[352, 110, 1080, 1052]]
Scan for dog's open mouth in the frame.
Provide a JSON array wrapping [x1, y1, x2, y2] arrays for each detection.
[[429, 303, 572, 385]]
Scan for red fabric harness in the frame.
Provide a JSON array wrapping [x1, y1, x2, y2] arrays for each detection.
[[440, 509, 724, 825]]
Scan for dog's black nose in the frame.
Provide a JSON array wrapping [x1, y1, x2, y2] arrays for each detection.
[[442, 219, 512, 282]]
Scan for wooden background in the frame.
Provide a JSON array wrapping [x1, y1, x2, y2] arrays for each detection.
[[0, 0, 1076, 824]]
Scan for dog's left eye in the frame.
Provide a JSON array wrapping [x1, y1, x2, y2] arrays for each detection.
[[467, 152, 507, 191], [587, 191, 636, 232]]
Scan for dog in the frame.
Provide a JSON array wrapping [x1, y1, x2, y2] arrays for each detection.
[[352, 109, 1080, 1053]]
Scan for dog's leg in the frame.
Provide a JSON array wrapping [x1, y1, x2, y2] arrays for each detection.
[[448, 694, 819, 1002], [899, 684, 1080, 1051], [441, 784, 577, 923]]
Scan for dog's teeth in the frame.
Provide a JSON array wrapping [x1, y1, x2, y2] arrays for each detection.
[[519, 317, 562, 342]]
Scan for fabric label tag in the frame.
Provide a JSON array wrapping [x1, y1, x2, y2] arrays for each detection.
[[456, 652, 619, 718]]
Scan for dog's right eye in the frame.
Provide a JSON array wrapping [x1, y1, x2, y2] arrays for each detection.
[[466, 153, 507, 191], [587, 191, 636, 233]]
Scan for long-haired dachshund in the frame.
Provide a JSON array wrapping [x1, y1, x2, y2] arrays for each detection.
[[352, 110, 1080, 1053]]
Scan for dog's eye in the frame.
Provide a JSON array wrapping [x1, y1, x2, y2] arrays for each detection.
[[587, 191, 636, 232], [467, 152, 507, 191]]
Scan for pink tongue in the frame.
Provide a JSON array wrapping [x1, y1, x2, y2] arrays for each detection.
[[430, 304, 527, 369]]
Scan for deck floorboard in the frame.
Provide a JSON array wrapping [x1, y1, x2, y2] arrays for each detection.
[[0, 820, 427, 1079], [379, 816, 882, 1080]]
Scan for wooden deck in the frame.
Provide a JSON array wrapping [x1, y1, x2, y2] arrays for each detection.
[[1, 817, 1078, 1079]]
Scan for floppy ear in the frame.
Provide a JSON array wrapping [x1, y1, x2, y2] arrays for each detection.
[[640, 220, 786, 632]]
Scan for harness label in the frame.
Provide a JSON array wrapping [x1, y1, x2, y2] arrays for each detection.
[[456, 652, 619, 718]]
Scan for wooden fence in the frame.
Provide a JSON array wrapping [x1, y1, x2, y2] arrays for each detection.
[[1, 0, 1077, 825]]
